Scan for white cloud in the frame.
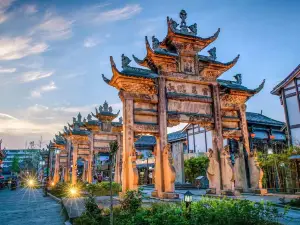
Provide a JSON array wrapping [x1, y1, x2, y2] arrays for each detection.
[[0, 37, 48, 60], [0, 0, 15, 24], [33, 12, 73, 40], [83, 37, 101, 48], [0, 113, 18, 120], [22, 4, 38, 15], [0, 66, 16, 73], [94, 4, 142, 23], [30, 81, 57, 98], [21, 70, 53, 82]]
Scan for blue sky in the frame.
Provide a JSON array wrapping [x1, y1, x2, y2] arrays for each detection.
[[0, 0, 299, 148]]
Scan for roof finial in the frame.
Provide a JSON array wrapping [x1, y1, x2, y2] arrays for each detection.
[[208, 47, 217, 60], [152, 36, 159, 49], [179, 10, 187, 30], [233, 74, 242, 84], [77, 112, 82, 122], [121, 54, 131, 69], [103, 101, 108, 112], [87, 114, 92, 121]]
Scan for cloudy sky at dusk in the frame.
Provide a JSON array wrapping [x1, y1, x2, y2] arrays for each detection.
[[0, 0, 299, 148]]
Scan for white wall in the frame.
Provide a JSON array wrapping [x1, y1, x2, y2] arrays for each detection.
[[187, 127, 212, 153], [286, 96, 300, 126], [291, 128, 300, 145]]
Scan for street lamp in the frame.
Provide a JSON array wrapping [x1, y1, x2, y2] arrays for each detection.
[[184, 191, 193, 212]]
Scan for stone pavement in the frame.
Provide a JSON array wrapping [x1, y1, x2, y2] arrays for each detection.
[[0, 188, 65, 225]]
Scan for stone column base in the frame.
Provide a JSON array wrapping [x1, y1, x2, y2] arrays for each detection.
[[206, 188, 216, 195], [221, 190, 241, 196], [151, 190, 179, 199], [235, 188, 244, 193], [251, 188, 268, 195]]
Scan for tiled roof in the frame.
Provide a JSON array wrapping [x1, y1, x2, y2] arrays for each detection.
[[271, 64, 300, 95], [121, 67, 158, 79], [167, 131, 187, 142], [217, 79, 256, 93], [135, 131, 187, 147], [246, 112, 285, 127]]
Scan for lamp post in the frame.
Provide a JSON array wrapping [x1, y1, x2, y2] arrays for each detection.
[[184, 190, 193, 217]]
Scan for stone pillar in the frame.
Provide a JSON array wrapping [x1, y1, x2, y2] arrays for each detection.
[[172, 142, 185, 184], [64, 167, 68, 182], [82, 161, 87, 182], [87, 154, 93, 183], [65, 140, 71, 182], [121, 95, 138, 195], [234, 142, 248, 192], [49, 151, 53, 183], [72, 143, 78, 185], [239, 104, 266, 195], [53, 153, 60, 184], [152, 77, 177, 199], [207, 84, 223, 195]]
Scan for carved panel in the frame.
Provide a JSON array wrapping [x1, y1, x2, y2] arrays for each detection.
[[134, 115, 157, 124], [78, 144, 90, 149], [94, 142, 110, 148], [121, 82, 157, 95], [168, 100, 212, 115], [166, 81, 211, 97], [220, 94, 248, 109], [78, 150, 90, 155], [94, 147, 110, 153], [120, 92, 158, 103], [133, 124, 159, 134], [222, 121, 239, 129], [134, 102, 157, 110], [181, 56, 195, 74], [222, 130, 242, 139], [94, 134, 117, 141]]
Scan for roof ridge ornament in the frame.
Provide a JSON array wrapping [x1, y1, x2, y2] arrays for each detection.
[[87, 114, 92, 121], [208, 47, 217, 60], [152, 36, 159, 49], [121, 54, 131, 69], [233, 74, 242, 84], [170, 10, 198, 36]]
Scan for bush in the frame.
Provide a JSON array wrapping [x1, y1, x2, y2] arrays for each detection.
[[86, 181, 121, 196], [74, 195, 104, 225], [289, 197, 300, 207], [74, 191, 285, 225], [121, 189, 143, 213], [184, 155, 209, 184], [49, 182, 69, 198]]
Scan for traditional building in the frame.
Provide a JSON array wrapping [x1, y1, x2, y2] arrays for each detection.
[[185, 112, 286, 154], [103, 10, 265, 197], [271, 64, 300, 146]]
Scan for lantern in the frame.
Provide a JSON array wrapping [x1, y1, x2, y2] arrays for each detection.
[[250, 133, 256, 138]]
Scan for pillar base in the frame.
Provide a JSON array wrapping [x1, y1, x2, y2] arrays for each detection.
[[235, 188, 244, 193], [151, 190, 179, 199], [221, 189, 241, 196], [251, 188, 268, 195], [206, 188, 216, 195]]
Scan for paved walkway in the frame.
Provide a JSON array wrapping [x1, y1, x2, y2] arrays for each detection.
[[0, 188, 65, 225]]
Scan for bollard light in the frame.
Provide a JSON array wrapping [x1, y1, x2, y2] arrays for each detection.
[[68, 186, 80, 198], [184, 191, 193, 203]]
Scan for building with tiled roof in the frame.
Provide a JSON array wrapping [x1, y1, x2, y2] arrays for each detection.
[[271, 64, 300, 146]]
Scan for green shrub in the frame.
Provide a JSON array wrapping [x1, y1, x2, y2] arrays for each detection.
[[289, 197, 300, 207], [86, 182, 121, 196], [120, 189, 143, 213], [74, 193, 285, 225], [49, 182, 69, 198], [74, 195, 104, 225]]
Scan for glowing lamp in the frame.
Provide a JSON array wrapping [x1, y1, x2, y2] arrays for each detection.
[[270, 135, 275, 140], [250, 133, 256, 138], [51, 181, 55, 186], [69, 187, 79, 198], [184, 191, 193, 203], [27, 179, 35, 188]]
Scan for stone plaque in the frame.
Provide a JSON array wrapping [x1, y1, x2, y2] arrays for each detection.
[[168, 100, 211, 115]]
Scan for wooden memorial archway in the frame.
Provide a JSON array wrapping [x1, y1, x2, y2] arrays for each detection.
[[103, 10, 265, 198]]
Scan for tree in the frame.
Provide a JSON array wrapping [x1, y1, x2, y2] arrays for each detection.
[[11, 156, 20, 174], [184, 155, 209, 184]]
